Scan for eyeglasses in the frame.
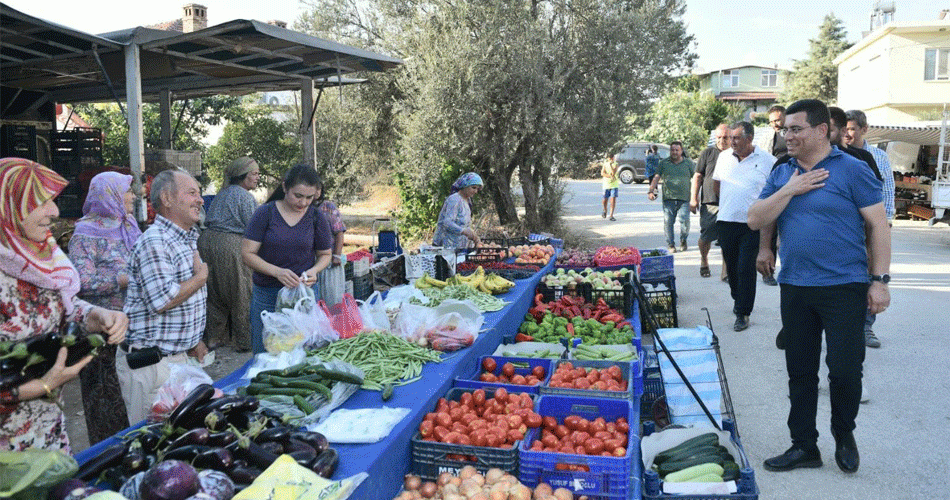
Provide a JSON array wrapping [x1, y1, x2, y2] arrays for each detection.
[[779, 125, 816, 137]]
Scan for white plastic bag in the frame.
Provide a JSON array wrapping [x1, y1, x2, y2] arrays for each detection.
[[148, 363, 213, 422], [276, 280, 315, 311], [261, 309, 306, 354], [255, 357, 364, 426], [290, 297, 338, 349], [383, 284, 430, 308], [357, 291, 390, 332], [242, 348, 308, 381], [394, 302, 438, 342], [425, 311, 480, 352], [318, 261, 346, 307], [310, 406, 411, 443]]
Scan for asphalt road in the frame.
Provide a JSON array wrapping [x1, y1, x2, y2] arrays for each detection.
[[561, 178, 950, 499]]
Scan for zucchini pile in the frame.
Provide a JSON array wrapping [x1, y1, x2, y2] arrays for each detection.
[[652, 432, 740, 483], [238, 362, 363, 415]]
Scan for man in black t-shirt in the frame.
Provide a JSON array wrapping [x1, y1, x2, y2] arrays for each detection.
[[690, 124, 729, 279]]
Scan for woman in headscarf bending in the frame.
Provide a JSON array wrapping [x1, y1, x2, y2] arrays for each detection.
[[0, 158, 128, 453], [68, 171, 140, 444], [433, 172, 483, 249], [197, 157, 260, 352]]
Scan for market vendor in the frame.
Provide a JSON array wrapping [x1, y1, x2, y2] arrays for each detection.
[[0, 158, 128, 453], [242, 165, 333, 354], [433, 172, 483, 249]]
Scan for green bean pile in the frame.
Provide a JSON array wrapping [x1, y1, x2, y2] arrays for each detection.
[[413, 284, 507, 311], [308, 332, 443, 391]]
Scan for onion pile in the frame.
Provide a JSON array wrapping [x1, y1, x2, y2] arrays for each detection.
[[394, 467, 583, 500]]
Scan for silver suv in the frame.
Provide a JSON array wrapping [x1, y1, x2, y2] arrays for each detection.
[[616, 142, 670, 184]]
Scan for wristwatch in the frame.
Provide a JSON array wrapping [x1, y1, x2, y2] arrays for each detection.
[[870, 273, 891, 284]]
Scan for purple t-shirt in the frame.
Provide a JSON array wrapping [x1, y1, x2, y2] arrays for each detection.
[[244, 202, 333, 288]]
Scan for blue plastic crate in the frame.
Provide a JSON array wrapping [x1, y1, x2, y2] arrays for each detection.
[[541, 358, 640, 400], [454, 356, 554, 395], [639, 249, 674, 280], [641, 420, 759, 500], [519, 395, 639, 499]]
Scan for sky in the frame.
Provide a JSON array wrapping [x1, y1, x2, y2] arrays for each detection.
[[3, 0, 945, 71]]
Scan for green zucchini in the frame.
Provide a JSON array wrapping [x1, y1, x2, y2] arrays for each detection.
[[382, 384, 394, 401], [313, 367, 363, 386], [293, 394, 316, 414], [664, 462, 724, 483], [658, 453, 725, 476], [654, 433, 719, 464], [658, 444, 722, 466], [722, 461, 740, 481], [245, 386, 314, 397]]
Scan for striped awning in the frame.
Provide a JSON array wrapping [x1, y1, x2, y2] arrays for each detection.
[[865, 122, 947, 145]]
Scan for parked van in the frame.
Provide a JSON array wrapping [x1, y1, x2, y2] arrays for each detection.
[[616, 142, 670, 184]]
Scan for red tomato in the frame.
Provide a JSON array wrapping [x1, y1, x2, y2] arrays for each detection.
[[564, 415, 580, 430], [485, 432, 502, 448], [498, 375, 510, 383], [435, 412, 452, 428], [480, 373, 494, 382], [603, 438, 623, 451], [559, 443, 575, 454], [507, 415, 523, 429], [576, 367, 587, 377], [586, 371, 600, 384], [616, 421, 630, 434], [590, 419, 607, 433], [449, 400, 460, 410], [530, 440, 544, 451], [494, 387, 509, 403], [554, 425, 570, 439], [501, 362, 516, 378], [606, 365, 623, 381], [576, 418, 590, 432], [468, 419, 487, 431], [520, 393, 534, 408], [511, 374, 527, 385], [449, 407, 464, 422], [459, 413, 477, 426], [575, 445, 587, 455], [433, 426, 451, 441], [482, 357, 498, 373], [606, 422, 617, 433], [451, 422, 468, 434], [592, 380, 609, 391], [612, 446, 626, 457], [525, 412, 542, 429], [594, 431, 612, 441], [584, 438, 605, 455], [561, 362, 574, 371], [457, 434, 472, 446], [424, 412, 437, 422], [572, 431, 591, 443], [419, 420, 433, 437], [542, 416, 558, 430], [460, 392, 474, 407], [526, 375, 540, 385], [443, 432, 460, 444], [573, 378, 591, 389], [472, 389, 486, 407], [616, 417, 628, 425], [506, 402, 521, 414], [541, 433, 559, 448], [532, 365, 546, 379], [506, 429, 525, 442]]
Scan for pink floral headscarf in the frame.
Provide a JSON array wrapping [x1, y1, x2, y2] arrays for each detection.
[[73, 171, 142, 251]]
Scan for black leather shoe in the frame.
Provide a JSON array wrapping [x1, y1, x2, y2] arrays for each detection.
[[832, 429, 859, 473], [763, 445, 823, 472], [776, 328, 786, 350], [734, 315, 749, 331]]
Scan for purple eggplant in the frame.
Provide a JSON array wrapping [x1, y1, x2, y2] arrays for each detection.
[[139, 460, 200, 500], [256, 440, 284, 456], [162, 445, 212, 462], [226, 466, 261, 485], [48, 478, 87, 500], [120, 472, 145, 500], [289, 430, 329, 455], [197, 470, 235, 500], [310, 447, 339, 479], [193, 447, 234, 472], [73, 442, 125, 481], [206, 430, 238, 448], [166, 427, 210, 451], [254, 426, 292, 445], [168, 384, 215, 429]]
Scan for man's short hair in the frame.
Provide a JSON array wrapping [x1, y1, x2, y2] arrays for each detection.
[[768, 105, 786, 115], [730, 121, 755, 139], [150, 168, 191, 212], [670, 140, 683, 150], [845, 109, 869, 129], [828, 107, 848, 130], [786, 99, 830, 136]]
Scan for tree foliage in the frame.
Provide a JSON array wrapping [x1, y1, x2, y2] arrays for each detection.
[[779, 14, 851, 105], [296, 0, 695, 235], [74, 96, 241, 174], [631, 89, 740, 158]]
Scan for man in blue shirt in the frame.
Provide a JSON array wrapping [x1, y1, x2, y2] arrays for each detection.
[[748, 100, 891, 475]]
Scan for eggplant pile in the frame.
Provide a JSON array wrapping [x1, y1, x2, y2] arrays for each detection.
[[1, 323, 105, 391], [61, 384, 340, 499]]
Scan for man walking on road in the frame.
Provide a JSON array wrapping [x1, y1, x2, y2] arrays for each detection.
[[649, 141, 694, 253], [690, 124, 729, 279], [714, 122, 775, 331], [844, 109, 894, 349], [601, 153, 620, 221], [749, 99, 890, 475]]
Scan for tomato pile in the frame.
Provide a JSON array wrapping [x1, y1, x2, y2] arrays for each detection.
[[418, 388, 542, 452], [547, 362, 627, 392], [526, 414, 630, 458], [478, 358, 547, 386]]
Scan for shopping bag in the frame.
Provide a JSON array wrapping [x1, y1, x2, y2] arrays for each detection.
[[357, 291, 390, 331], [319, 262, 346, 307], [290, 297, 339, 349], [148, 363, 214, 423], [261, 309, 306, 353], [318, 293, 364, 339], [276, 280, 315, 311]]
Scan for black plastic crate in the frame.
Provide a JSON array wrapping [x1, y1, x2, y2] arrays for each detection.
[[509, 236, 550, 247], [411, 387, 536, 480], [464, 246, 509, 265], [589, 283, 634, 319], [1, 124, 37, 160], [638, 276, 677, 335], [537, 281, 590, 304], [352, 273, 374, 300], [344, 261, 354, 281]]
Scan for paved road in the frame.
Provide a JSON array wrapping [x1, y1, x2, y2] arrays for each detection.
[[561, 178, 950, 499]]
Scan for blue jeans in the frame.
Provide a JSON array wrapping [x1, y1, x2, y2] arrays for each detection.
[[865, 312, 876, 333], [663, 199, 690, 247], [250, 283, 320, 354]]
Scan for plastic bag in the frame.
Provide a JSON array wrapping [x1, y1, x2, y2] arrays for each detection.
[[290, 297, 338, 349], [318, 294, 364, 339], [311, 406, 411, 443], [383, 283, 431, 308], [394, 302, 439, 343], [261, 309, 306, 354], [255, 357, 364, 426], [358, 291, 390, 332], [148, 362, 214, 422], [242, 348, 308, 381], [319, 260, 346, 307], [234, 455, 367, 500], [0, 449, 77, 500], [424, 311, 480, 352], [276, 280, 315, 311]]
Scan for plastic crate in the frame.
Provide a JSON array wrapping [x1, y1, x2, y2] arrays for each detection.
[[589, 283, 634, 319], [344, 261, 354, 281], [641, 420, 759, 500], [454, 356, 555, 395], [510, 236, 550, 247], [411, 387, 536, 480], [537, 281, 589, 304], [639, 276, 677, 336], [465, 246, 509, 265], [519, 395, 639, 499], [352, 273, 374, 300], [639, 249, 674, 280], [540, 358, 640, 400]]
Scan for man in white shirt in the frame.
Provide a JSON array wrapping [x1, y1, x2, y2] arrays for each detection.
[[714, 122, 777, 331]]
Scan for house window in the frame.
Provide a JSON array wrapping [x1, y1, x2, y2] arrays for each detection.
[[925, 48, 949, 81], [721, 70, 739, 88], [761, 69, 777, 87]]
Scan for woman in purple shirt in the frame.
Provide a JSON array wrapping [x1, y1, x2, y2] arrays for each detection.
[[242, 165, 333, 354]]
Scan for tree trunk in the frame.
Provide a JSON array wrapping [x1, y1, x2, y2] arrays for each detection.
[[481, 162, 519, 225], [519, 160, 541, 231]]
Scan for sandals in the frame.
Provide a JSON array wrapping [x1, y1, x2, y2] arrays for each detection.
[[699, 266, 711, 278]]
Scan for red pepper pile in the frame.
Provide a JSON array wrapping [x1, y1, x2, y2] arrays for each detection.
[[529, 294, 628, 327]]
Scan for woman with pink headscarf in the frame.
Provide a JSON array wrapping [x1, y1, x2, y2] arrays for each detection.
[[0, 158, 127, 452], [68, 171, 140, 444]]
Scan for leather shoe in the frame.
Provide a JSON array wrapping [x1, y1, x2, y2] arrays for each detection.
[[832, 429, 860, 473], [734, 315, 749, 331], [775, 328, 786, 350], [764, 445, 823, 472]]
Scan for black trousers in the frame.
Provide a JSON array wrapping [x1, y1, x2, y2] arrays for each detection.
[[717, 221, 759, 316], [781, 283, 868, 448]]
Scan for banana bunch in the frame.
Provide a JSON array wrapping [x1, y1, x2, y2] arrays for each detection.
[[414, 267, 515, 295]]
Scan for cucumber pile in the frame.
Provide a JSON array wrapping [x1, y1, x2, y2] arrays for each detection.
[[652, 432, 740, 483]]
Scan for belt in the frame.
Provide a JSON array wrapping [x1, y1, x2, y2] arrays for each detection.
[[119, 341, 158, 353]]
